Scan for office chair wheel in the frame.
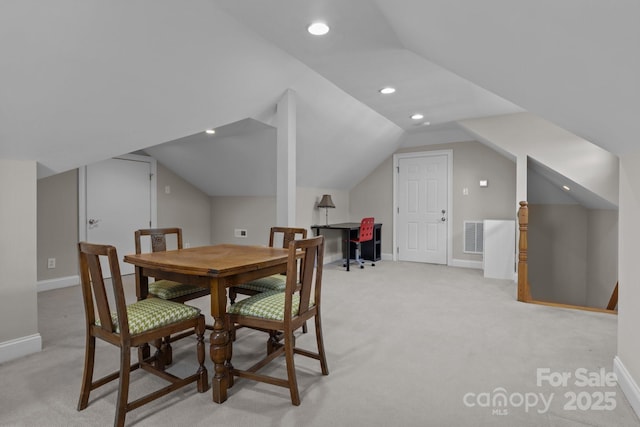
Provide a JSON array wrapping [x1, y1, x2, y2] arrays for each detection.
[[372, 263, 375, 267], [360, 265, 364, 269]]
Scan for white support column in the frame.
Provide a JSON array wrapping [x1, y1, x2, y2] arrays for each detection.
[[276, 89, 297, 226], [0, 159, 41, 363], [516, 154, 528, 204]]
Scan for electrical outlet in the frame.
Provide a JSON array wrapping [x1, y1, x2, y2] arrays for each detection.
[[234, 229, 248, 238], [47, 258, 56, 269]]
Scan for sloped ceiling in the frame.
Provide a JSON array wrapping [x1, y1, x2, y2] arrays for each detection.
[[377, 0, 640, 155], [1, 1, 637, 198]]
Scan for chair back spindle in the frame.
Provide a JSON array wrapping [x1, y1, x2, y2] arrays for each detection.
[[135, 227, 183, 254], [269, 226, 308, 250], [285, 236, 324, 323]]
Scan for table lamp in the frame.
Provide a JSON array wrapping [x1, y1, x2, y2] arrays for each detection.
[[317, 194, 335, 225]]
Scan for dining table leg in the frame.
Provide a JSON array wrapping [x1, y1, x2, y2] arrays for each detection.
[[209, 277, 230, 403]]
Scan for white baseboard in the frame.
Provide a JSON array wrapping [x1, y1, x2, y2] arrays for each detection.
[[0, 334, 42, 364], [37, 275, 79, 293], [614, 356, 640, 418], [449, 258, 483, 269]]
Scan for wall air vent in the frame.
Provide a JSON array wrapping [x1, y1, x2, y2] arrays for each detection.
[[464, 220, 484, 254]]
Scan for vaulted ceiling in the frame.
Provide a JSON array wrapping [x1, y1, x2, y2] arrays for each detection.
[[1, 1, 638, 198]]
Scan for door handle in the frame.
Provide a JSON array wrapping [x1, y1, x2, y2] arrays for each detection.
[[88, 218, 101, 227]]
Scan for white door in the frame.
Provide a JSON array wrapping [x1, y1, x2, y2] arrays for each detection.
[[397, 154, 448, 264], [84, 157, 154, 276]]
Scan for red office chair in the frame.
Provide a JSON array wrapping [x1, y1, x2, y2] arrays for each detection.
[[344, 217, 375, 269]]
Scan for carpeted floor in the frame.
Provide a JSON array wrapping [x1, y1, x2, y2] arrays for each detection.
[[0, 261, 637, 426]]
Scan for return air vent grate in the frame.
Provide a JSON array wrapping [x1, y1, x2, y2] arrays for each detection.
[[464, 221, 484, 254]]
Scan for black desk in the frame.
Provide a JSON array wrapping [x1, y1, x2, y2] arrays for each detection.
[[311, 222, 382, 271]]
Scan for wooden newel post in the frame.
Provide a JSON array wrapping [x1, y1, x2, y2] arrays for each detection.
[[517, 201, 531, 302]]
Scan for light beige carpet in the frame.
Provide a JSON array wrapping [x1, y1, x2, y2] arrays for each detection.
[[0, 261, 637, 427]]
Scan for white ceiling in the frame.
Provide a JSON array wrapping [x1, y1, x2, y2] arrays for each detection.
[[146, 0, 523, 195], [214, 0, 523, 131], [1, 1, 638, 199]]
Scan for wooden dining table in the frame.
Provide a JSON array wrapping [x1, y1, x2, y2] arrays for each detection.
[[123, 243, 294, 403]]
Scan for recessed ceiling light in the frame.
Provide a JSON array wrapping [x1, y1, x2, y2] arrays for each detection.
[[411, 113, 424, 120], [308, 22, 329, 36], [379, 87, 396, 95], [205, 129, 216, 135], [562, 185, 570, 191]]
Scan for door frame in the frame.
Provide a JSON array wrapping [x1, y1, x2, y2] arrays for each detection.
[[78, 153, 157, 242], [393, 150, 453, 264]]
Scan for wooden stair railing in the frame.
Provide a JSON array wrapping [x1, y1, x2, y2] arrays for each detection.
[[516, 200, 617, 314], [607, 282, 619, 311], [517, 201, 531, 302]]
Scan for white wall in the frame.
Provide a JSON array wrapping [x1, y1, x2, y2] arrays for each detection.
[[0, 160, 40, 362]]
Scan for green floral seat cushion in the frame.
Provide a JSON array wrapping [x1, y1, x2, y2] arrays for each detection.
[[149, 280, 208, 300], [97, 298, 201, 334], [228, 290, 314, 321], [235, 274, 286, 293]]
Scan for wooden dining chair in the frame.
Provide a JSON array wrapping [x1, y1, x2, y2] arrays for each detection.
[[135, 228, 210, 303], [228, 226, 308, 304], [135, 228, 211, 363], [77, 242, 208, 427], [227, 235, 329, 405], [229, 226, 309, 338]]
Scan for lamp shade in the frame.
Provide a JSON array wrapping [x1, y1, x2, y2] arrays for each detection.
[[317, 194, 335, 208]]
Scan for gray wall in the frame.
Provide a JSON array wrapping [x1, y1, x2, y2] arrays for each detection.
[[528, 204, 588, 305], [37, 169, 78, 281], [586, 209, 618, 307], [350, 157, 394, 256], [36, 142, 517, 280], [36, 162, 211, 282], [208, 189, 352, 260], [351, 140, 517, 262], [297, 187, 350, 262], [210, 196, 277, 246], [528, 204, 618, 308], [156, 163, 211, 248]]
